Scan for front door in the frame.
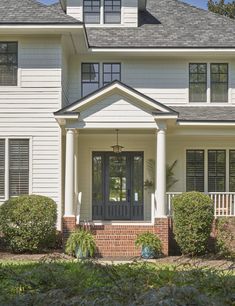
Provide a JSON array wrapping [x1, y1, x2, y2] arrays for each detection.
[[92, 152, 144, 220]]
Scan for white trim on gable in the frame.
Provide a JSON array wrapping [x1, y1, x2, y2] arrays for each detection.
[[57, 81, 176, 114]]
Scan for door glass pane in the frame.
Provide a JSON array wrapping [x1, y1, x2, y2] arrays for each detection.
[[133, 155, 143, 203], [109, 156, 127, 202], [93, 155, 103, 203]]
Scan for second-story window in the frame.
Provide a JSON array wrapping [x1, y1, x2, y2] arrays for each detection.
[[211, 63, 228, 103], [189, 63, 207, 102], [82, 63, 100, 96], [82, 63, 121, 96], [103, 63, 121, 85], [104, 0, 121, 24], [0, 42, 18, 86], [83, 0, 101, 24]]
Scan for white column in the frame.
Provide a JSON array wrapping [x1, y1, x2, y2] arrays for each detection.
[[155, 121, 167, 217], [64, 129, 75, 216]]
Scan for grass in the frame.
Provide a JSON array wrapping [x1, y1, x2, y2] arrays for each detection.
[[0, 259, 234, 305]]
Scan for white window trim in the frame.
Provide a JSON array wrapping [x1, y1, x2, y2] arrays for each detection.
[[0, 137, 32, 201], [187, 61, 231, 104]]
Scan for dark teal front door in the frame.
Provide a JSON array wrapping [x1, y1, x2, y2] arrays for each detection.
[[92, 152, 144, 220]]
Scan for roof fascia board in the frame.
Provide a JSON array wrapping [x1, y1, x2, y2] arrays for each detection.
[[88, 48, 235, 53], [178, 121, 235, 126]]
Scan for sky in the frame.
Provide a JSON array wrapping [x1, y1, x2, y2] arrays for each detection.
[[39, 0, 230, 10]]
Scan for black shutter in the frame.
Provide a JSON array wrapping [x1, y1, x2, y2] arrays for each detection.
[[0, 139, 5, 197]]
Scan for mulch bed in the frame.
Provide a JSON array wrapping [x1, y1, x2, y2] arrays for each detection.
[[0, 251, 234, 270]]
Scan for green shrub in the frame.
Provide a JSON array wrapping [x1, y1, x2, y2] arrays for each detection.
[[216, 217, 235, 259], [173, 192, 214, 255], [0, 195, 57, 253]]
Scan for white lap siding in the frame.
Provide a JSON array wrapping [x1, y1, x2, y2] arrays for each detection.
[[0, 36, 62, 228]]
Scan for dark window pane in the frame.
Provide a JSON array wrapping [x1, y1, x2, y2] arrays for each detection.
[[93, 155, 103, 203], [104, 0, 121, 24], [189, 63, 207, 102], [211, 64, 228, 103], [0, 42, 18, 86], [186, 150, 204, 192], [208, 150, 226, 192], [81, 63, 99, 96], [133, 155, 143, 203]]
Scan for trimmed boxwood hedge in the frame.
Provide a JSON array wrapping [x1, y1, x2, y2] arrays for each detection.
[[0, 195, 57, 253], [172, 192, 214, 255], [216, 217, 235, 259]]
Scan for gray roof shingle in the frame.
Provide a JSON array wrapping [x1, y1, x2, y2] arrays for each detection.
[[0, 0, 81, 24], [171, 106, 235, 122], [86, 0, 235, 48]]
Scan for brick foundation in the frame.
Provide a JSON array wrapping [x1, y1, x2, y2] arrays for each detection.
[[62, 216, 76, 241], [90, 218, 170, 258], [62, 217, 170, 258]]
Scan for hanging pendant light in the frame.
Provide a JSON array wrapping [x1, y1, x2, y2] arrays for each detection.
[[111, 129, 124, 154]]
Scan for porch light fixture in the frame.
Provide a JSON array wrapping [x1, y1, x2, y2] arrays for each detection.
[[111, 129, 124, 154]]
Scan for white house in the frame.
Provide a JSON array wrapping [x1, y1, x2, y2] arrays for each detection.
[[0, 0, 235, 256]]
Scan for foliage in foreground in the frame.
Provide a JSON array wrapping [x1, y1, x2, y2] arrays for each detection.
[[0, 195, 57, 253], [216, 217, 235, 259], [0, 260, 234, 305], [173, 192, 214, 255], [208, 0, 235, 19]]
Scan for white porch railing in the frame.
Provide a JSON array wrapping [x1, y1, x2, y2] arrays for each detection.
[[166, 192, 235, 218]]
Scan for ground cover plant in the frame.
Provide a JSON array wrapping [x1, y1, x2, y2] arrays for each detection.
[[0, 259, 234, 305]]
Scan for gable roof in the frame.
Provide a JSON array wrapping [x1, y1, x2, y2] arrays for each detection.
[[54, 80, 178, 116], [0, 0, 81, 24], [86, 0, 235, 48]]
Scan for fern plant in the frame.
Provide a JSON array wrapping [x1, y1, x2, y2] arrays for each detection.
[[135, 232, 162, 254], [144, 159, 178, 191], [65, 229, 96, 258]]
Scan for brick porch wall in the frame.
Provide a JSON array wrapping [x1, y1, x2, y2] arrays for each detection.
[[62, 217, 171, 257]]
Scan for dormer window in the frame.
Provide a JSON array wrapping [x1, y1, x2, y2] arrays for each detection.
[[83, 0, 101, 24], [104, 0, 121, 24], [83, 0, 121, 24]]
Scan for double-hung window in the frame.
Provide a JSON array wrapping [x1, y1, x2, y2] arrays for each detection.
[[83, 0, 121, 24], [83, 0, 101, 24], [0, 42, 18, 86], [82, 63, 121, 96], [104, 0, 121, 24], [211, 63, 228, 103], [0, 139, 29, 198], [189, 63, 207, 102], [81, 63, 100, 97]]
